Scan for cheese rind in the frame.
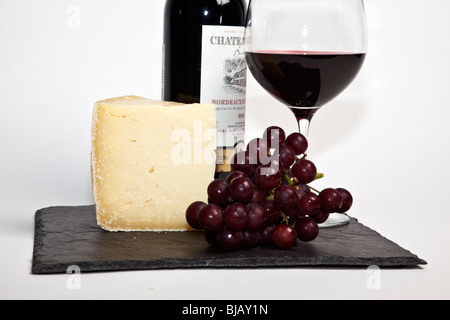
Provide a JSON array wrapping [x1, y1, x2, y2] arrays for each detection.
[[91, 96, 216, 232]]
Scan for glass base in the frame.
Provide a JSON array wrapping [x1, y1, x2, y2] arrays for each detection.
[[319, 214, 351, 229]]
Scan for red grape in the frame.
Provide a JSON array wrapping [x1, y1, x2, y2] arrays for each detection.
[[259, 224, 277, 246], [223, 203, 248, 231], [207, 179, 230, 206], [198, 204, 224, 232], [263, 200, 281, 225], [286, 132, 308, 155], [243, 230, 260, 248], [246, 203, 266, 231], [254, 163, 282, 191], [250, 185, 266, 205], [185, 201, 207, 230], [320, 188, 344, 214], [272, 224, 297, 249], [314, 212, 330, 224], [298, 192, 321, 217], [277, 145, 297, 168], [296, 218, 319, 242], [336, 188, 353, 213], [274, 185, 299, 211], [229, 177, 254, 204], [263, 126, 286, 149], [226, 171, 247, 184], [216, 226, 244, 252], [291, 159, 317, 184]]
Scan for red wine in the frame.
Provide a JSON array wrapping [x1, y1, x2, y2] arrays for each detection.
[[246, 50, 366, 120], [163, 0, 247, 177]]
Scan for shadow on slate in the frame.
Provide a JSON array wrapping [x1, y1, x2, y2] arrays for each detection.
[[32, 205, 427, 274]]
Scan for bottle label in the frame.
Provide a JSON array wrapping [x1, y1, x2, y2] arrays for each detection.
[[200, 25, 247, 172]]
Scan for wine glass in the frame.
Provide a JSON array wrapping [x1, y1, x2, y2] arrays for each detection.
[[245, 0, 368, 228]]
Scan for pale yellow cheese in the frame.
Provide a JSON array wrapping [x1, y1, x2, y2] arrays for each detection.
[[91, 96, 216, 232]]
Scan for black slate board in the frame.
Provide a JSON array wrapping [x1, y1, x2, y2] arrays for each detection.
[[32, 205, 427, 274]]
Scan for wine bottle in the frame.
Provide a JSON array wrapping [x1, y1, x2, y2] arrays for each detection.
[[162, 0, 247, 179]]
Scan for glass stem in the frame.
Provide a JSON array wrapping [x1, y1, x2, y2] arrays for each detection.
[[298, 118, 311, 140]]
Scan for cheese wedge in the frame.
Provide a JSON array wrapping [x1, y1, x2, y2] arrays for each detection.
[[91, 96, 216, 232]]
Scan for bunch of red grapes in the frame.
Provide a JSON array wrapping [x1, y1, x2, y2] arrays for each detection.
[[186, 126, 353, 251]]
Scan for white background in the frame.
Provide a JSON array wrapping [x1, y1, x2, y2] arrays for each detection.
[[1, 0, 449, 300]]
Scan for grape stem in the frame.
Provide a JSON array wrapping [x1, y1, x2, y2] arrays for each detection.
[[315, 173, 325, 181], [279, 213, 290, 225], [308, 185, 321, 194], [307, 173, 325, 194], [283, 171, 295, 186], [266, 190, 275, 201], [284, 170, 324, 190]]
